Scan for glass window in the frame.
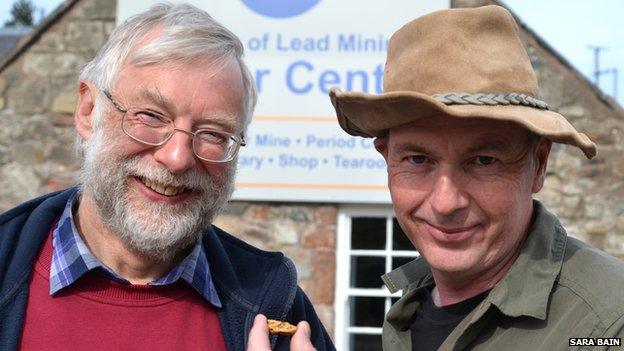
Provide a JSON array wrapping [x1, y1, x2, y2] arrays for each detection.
[[350, 256, 385, 288], [351, 334, 383, 351], [392, 218, 413, 250], [349, 296, 385, 327], [335, 208, 420, 351], [351, 217, 386, 250]]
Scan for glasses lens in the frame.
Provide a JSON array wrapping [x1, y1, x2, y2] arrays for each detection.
[[194, 130, 237, 162], [122, 109, 172, 145]]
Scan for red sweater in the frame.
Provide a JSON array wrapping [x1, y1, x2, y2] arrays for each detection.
[[19, 232, 226, 351]]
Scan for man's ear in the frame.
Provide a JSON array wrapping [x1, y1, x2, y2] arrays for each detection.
[[531, 137, 552, 193], [75, 81, 97, 140], [374, 136, 389, 161]]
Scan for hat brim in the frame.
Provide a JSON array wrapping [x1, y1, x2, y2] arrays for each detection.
[[330, 87, 597, 159]]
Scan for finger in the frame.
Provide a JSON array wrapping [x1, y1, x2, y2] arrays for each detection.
[[291, 321, 317, 351], [246, 314, 271, 351]]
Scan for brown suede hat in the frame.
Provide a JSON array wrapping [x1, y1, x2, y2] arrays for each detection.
[[329, 5, 597, 159]]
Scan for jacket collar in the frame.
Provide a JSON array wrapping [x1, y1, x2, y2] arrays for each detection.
[[382, 200, 567, 329], [487, 201, 567, 320], [0, 188, 76, 305]]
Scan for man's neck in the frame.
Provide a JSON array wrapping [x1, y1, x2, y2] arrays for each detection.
[[74, 191, 182, 284]]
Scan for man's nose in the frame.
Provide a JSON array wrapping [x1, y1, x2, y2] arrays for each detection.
[[427, 170, 470, 216], [152, 129, 197, 174]]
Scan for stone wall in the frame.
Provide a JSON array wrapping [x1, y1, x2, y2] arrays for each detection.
[[525, 34, 624, 258], [0, 0, 116, 209]]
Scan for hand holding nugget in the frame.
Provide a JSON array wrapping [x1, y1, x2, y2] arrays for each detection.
[[247, 314, 316, 351]]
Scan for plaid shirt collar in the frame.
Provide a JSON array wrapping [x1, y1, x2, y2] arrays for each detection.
[[49, 193, 222, 307]]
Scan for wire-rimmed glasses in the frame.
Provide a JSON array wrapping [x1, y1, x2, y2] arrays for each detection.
[[103, 90, 246, 163]]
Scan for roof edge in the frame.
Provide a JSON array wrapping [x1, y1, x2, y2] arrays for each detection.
[[0, 0, 81, 73]]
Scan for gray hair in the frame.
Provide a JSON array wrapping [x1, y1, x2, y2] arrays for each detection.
[[80, 2, 257, 131]]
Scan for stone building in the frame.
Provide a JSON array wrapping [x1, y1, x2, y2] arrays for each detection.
[[0, 0, 622, 350]]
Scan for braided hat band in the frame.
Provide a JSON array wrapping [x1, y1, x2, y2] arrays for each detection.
[[433, 93, 549, 110]]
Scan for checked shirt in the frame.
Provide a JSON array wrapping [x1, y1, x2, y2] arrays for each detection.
[[49, 193, 221, 307]]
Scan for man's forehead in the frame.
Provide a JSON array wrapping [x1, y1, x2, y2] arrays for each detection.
[[113, 62, 244, 131], [388, 117, 531, 153], [391, 116, 530, 137]]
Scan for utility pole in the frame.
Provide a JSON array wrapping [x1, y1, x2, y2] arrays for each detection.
[[588, 45, 618, 100], [588, 45, 607, 85], [604, 68, 618, 101]]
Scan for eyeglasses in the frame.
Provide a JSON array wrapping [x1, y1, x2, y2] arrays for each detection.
[[102, 90, 246, 163]]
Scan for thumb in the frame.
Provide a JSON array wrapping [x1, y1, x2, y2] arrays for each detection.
[[246, 314, 271, 351], [291, 321, 317, 351]]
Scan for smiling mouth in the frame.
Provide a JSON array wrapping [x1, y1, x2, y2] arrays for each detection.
[[429, 223, 479, 234], [138, 176, 189, 197], [422, 220, 481, 243]]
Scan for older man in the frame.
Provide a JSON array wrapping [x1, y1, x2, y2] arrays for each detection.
[[330, 5, 624, 351], [0, 3, 332, 351]]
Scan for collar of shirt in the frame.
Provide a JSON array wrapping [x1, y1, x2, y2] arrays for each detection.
[[382, 200, 566, 330], [49, 192, 222, 308]]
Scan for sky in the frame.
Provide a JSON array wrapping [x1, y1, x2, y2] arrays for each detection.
[[504, 0, 624, 106], [1, 0, 623, 106]]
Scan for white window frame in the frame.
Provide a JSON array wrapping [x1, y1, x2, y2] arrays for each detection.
[[334, 206, 420, 351]]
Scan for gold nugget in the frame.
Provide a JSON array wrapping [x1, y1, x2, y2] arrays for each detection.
[[267, 319, 298, 335]]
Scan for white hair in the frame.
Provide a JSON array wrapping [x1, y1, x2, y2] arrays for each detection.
[[80, 2, 257, 131]]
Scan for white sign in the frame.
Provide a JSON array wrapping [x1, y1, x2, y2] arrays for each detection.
[[118, 0, 450, 203]]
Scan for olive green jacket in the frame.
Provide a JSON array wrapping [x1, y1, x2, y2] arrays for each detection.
[[381, 201, 624, 351]]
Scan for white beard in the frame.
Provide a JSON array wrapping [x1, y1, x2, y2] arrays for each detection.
[[77, 117, 234, 262]]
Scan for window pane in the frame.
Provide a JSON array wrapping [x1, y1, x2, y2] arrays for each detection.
[[350, 256, 385, 288], [392, 256, 414, 271], [349, 296, 385, 327], [392, 218, 413, 250], [352, 217, 386, 250], [350, 334, 382, 351]]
